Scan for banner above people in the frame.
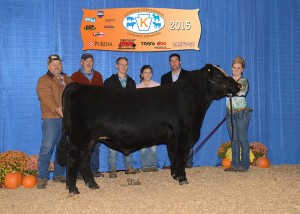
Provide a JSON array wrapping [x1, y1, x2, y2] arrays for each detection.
[[81, 8, 201, 52]]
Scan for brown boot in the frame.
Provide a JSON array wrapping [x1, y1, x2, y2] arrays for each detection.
[[37, 179, 47, 189], [125, 168, 138, 174], [53, 175, 66, 183], [109, 171, 117, 178]]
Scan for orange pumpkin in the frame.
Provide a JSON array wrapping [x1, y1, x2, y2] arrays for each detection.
[[221, 158, 232, 168], [256, 157, 270, 168], [4, 172, 22, 189], [21, 175, 37, 188]]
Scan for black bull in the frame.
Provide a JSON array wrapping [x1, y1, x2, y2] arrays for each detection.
[[57, 64, 240, 194]]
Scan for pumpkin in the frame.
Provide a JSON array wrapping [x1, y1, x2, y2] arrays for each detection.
[[4, 171, 22, 189], [21, 175, 37, 188], [256, 157, 270, 168], [221, 158, 232, 168]]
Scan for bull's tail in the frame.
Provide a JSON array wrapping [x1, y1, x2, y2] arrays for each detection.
[[56, 123, 68, 166]]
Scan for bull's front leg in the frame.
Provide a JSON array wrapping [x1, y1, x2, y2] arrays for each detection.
[[174, 134, 191, 185]]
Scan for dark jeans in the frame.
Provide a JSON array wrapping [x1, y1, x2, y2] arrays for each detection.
[[90, 143, 100, 172], [226, 109, 251, 170]]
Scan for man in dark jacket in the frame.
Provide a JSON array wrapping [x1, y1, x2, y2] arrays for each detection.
[[104, 57, 138, 178], [161, 53, 193, 168]]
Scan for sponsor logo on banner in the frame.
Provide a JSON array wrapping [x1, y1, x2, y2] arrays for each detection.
[[123, 12, 165, 34], [94, 41, 113, 46], [141, 42, 155, 46], [105, 19, 116, 22], [104, 25, 116, 29], [97, 11, 104, 18], [172, 42, 195, 48], [154, 41, 169, 49], [84, 17, 96, 22], [93, 32, 106, 38], [118, 39, 136, 49], [84, 25, 96, 30]]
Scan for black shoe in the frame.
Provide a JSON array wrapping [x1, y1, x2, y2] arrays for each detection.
[[236, 167, 248, 172], [224, 167, 236, 172], [185, 164, 192, 168]]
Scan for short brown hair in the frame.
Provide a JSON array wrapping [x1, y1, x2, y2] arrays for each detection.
[[116, 57, 128, 64]]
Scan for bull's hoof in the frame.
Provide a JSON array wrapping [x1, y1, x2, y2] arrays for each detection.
[[69, 191, 80, 197], [69, 187, 80, 194], [86, 182, 99, 189], [178, 176, 189, 185], [172, 174, 179, 181], [179, 180, 189, 185]]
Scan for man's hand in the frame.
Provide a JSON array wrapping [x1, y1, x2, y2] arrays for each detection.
[[55, 107, 63, 118]]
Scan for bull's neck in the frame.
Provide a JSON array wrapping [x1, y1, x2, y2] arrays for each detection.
[[185, 73, 212, 109]]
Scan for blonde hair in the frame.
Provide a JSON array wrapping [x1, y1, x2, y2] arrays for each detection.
[[232, 56, 245, 69]]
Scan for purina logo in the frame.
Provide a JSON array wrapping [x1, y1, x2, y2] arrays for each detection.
[[123, 12, 165, 34]]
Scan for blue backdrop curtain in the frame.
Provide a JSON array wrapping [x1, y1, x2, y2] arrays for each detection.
[[0, 0, 299, 172]]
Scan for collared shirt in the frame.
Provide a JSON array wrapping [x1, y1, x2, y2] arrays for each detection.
[[136, 80, 160, 89], [226, 77, 248, 110], [118, 75, 127, 88], [80, 68, 94, 82], [172, 68, 182, 82]]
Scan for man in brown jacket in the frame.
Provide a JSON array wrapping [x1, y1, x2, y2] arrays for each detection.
[[36, 54, 73, 189]]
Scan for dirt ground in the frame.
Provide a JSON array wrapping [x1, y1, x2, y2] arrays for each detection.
[[0, 165, 299, 214]]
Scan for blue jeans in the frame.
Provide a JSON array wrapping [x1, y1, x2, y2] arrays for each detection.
[[90, 143, 100, 172], [226, 109, 251, 170], [38, 118, 65, 179], [107, 148, 132, 171], [140, 145, 157, 168]]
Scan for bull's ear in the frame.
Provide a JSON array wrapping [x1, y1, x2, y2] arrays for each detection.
[[203, 64, 213, 79], [204, 64, 213, 72]]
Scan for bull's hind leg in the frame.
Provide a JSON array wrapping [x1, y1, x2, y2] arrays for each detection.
[[79, 148, 99, 189], [67, 147, 81, 194]]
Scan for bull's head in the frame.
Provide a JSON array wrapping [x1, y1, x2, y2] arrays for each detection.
[[203, 64, 240, 100]]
